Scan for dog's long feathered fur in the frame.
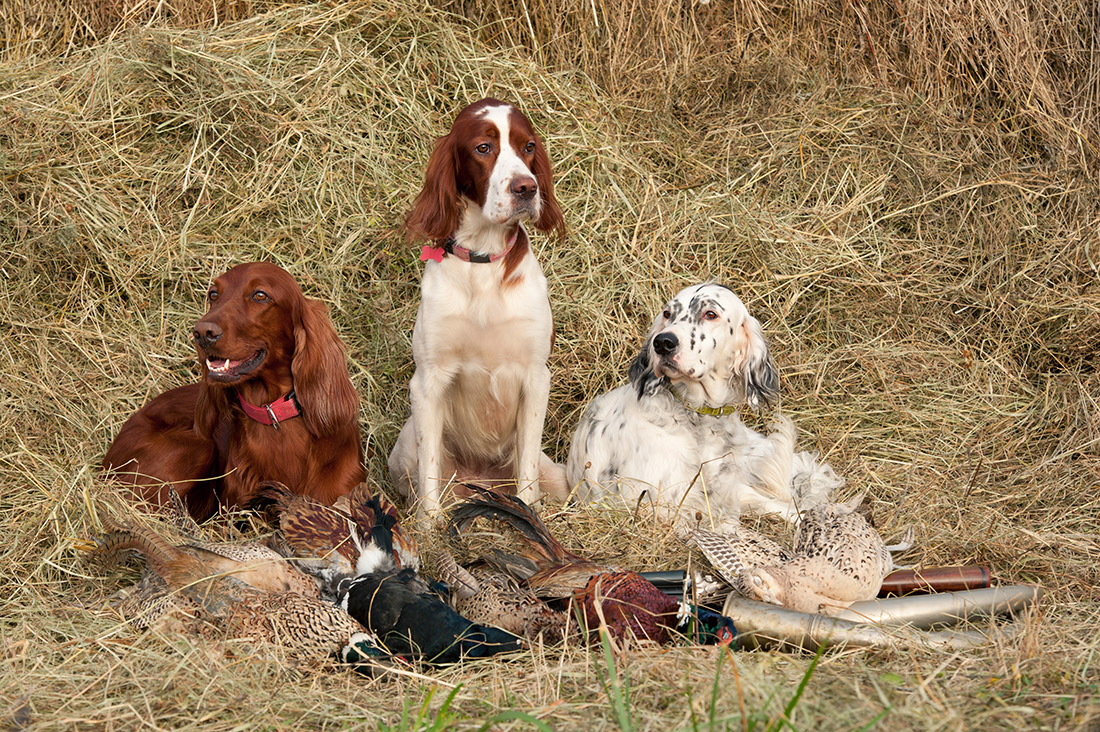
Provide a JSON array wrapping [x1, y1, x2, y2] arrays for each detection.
[[388, 99, 569, 515], [567, 283, 843, 530], [103, 262, 363, 520]]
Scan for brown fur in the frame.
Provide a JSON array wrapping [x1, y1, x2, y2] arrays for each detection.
[[403, 98, 565, 286], [103, 262, 363, 520]]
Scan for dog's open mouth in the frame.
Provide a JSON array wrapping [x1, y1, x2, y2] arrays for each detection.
[[204, 349, 265, 382]]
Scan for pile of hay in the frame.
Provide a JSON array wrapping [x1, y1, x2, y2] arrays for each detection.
[[1, 0, 1097, 729]]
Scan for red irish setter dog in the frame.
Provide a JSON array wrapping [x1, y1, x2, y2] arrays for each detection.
[[103, 262, 363, 520]]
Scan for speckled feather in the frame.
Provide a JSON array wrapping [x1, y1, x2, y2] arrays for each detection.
[[109, 570, 200, 629], [449, 563, 567, 641], [778, 500, 891, 605], [690, 526, 794, 585], [94, 520, 390, 667], [217, 587, 377, 663], [694, 497, 893, 614]]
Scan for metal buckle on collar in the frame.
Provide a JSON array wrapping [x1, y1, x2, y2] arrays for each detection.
[[265, 403, 281, 430]]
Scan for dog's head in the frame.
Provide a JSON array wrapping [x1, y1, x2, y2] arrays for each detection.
[[404, 98, 565, 241], [628, 283, 778, 410], [192, 262, 303, 386], [192, 262, 357, 437]]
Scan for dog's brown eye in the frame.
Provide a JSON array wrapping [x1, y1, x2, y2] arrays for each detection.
[[208, 289, 218, 301], [252, 290, 270, 302], [703, 310, 719, 321], [475, 143, 492, 154], [662, 310, 671, 320], [524, 141, 536, 154]]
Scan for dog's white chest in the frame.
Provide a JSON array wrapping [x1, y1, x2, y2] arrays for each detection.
[[408, 254, 553, 464], [414, 256, 552, 371]]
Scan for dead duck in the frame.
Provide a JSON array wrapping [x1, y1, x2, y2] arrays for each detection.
[[338, 568, 524, 665]]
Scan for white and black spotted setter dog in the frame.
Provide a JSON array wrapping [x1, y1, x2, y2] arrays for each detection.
[[566, 283, 841, 530]]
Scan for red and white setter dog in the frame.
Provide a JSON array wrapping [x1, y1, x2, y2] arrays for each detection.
[[388, 98, 568, 516], [103, 262, 363, 520]]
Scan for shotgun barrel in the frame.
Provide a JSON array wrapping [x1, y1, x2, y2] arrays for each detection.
[[720, 596, 992, 652], [832, 585, 1041, 628], [879, 566, 992, 596], [644, 566, 996, 599]]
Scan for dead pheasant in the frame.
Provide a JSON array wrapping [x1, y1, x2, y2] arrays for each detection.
[[448, 487, 734, 645], [104, 491, 321, 612], [435, 550, 567, 642], [93, 518, 391, 672], [101, 489, 317, 627], [261, 481, 419, 598], [692, 495, 913, 614]]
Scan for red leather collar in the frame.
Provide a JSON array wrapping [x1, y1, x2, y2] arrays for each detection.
[[237, 390, 300, 429]]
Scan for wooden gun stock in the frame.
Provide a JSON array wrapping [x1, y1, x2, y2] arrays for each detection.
[[879, 566, 992, 597]]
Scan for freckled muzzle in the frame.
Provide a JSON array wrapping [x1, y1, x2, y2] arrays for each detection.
[[503, 183, 540, 223]]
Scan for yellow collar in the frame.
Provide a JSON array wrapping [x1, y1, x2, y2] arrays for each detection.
[[667, 385, 740, 417]]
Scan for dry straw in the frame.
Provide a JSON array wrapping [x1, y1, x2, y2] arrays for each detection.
[[1, 0, 1098, 729]]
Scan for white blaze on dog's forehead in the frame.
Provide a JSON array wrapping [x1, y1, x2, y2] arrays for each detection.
[[480, 103, 537, 222]]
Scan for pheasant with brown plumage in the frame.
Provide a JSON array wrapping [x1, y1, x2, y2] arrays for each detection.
[[93, 518, 392, 671], [261, 480, 419, 598], [435, 549, 567, 642], [448, 486, 733, 645]]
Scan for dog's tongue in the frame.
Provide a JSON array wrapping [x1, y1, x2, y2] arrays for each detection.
[[207, 357, 244, 374]]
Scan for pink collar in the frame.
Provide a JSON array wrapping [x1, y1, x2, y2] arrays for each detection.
[[237, 390, 300, 429], [420, 229, 519, 264]]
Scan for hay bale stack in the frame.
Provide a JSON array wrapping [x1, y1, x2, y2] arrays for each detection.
[[443, 0, 1100, 172]]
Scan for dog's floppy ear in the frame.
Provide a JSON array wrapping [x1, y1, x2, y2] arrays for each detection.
[[628, 336, 664, 398], [404, 133, 460, 242], [531, 134, 565, 238], [291, 297, 359, 438], [730, 314, 779, 411]]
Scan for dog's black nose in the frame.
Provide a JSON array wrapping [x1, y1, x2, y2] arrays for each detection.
[[510, 176, 538, 200], [653, 332, 678, 356], [193, 321, 223, 350]]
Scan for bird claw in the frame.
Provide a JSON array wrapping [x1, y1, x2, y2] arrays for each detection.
[[885, 526, 916, 553]]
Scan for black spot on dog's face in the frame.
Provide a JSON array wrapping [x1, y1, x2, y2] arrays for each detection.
[[634, 283, 778, 410], [629, 335, 666, 397], [646, 285, 740, 380]]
